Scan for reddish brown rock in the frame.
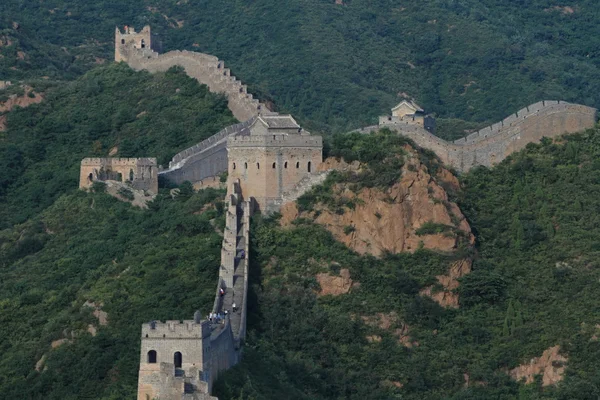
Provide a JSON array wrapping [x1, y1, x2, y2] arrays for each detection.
[[420, 258, 472, 308], [281, 150, 474, 257], [509, 345, 567, 386], [316, 268, 356, 296]]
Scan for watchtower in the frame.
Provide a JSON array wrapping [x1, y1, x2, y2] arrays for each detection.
[[227, 115, 323, 212], [115, 25, 152, 62], [79, 157, 159, 194], [137, 318, 212, 400]]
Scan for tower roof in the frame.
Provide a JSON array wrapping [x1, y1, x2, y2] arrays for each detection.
[[257, 115, 300, 129], [391, 100, 424, 114]]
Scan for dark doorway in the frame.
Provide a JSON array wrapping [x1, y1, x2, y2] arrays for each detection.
[[147, 350, 157, 363], [129, 169, 134, 181], [174, 352, 182, 368], [88, 173, 93, 181], [141, 39, 146, 49]]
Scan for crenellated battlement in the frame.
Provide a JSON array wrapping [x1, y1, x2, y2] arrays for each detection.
[[81, 157, 157, 166], [141, 320, 211, 339], [228, 134, 322, 148]]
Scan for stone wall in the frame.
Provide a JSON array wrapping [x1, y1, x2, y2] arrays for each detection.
[[159, 118, 255, 185], [376, 101, 596, 171], [227, 135, 323, 212], [116, 26, 271, 122], [80, 157, 158, 194]]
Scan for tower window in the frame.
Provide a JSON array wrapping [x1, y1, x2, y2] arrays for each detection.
[[233, 163, 236, 170], [141, 39, 146, 49], [129, 169, 134, 181], [284, 162, 288, 169], [174, 352, 182, 368], [296, 162, 299, 169], [256, 163, 260, 169], [272, 162, 276, 169], [121, 39, 125, 45], [148, 350, 157, 364], [308, 161, 312, 173], [244, 162, 248, 169]]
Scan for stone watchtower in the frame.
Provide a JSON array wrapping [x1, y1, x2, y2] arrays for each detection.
[[137, 316, 216, 400], [115, 25, 153, 62], [227, 115, 323, 212], [79, 157, 159, 194]]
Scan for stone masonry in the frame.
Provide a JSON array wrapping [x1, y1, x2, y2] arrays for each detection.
[[79, 157, 158, 194], [108, 24, 598, 400], [360, 100, 597, 171]]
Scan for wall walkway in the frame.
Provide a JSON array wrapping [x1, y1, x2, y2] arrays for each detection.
[[373, 101, 596, 171]]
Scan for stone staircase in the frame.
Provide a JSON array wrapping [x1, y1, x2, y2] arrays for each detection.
[[270, 171, 331, 211]]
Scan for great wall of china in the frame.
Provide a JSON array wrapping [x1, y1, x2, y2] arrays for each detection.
[[104, 25, 598, 400]]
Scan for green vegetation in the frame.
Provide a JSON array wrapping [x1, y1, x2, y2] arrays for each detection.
[[214, 127, 600, 399], [415, 221, 454, 236], [0, 187, 225, 400], [0, 63, 236, 228], [2, 1, 600, 132]]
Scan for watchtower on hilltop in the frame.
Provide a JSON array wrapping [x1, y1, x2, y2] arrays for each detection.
[[227, 115, 323, 213], [79, 157, 159, 194], [379, 100, 436, 133], [115, 25, 153, 62]]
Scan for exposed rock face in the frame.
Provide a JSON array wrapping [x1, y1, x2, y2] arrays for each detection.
[[0, 87, 44, 131], [420, 258, 472, 308], [361, 312, 416, 347], [83, 300, 108, 326], [0, 87, 43, 113], [509, 345, 567, 386], [281, 151, 474, 257], [316, 268, 356, 296]]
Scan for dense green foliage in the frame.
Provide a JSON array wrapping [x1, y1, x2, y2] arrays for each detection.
[[214, 128, 600, 399], [0, 63, 235, 228], [0, 187, 225, 399], [2, 0, 600, 131]]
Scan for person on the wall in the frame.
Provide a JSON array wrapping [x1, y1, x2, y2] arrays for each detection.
[[233, 302, 237, 312], [219, 288, 225, 297]]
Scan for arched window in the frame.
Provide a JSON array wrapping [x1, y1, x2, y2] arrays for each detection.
[[121, 39, 125, 45], [256, 163, 260, 169], [174, 352, 182, 368], [148, 350, 157, 364], [272, 162, 276, 169], [129, 169, 134, 181], [308, 161, 312, 173], [233, 163, 236, 170], [88, 173, 93, 181], [141, 39, 146, 49], [117, 172, 123, 182], [244, 162, 248, 169], [296, 162, 300, 169], [284, 162, 288, 169]]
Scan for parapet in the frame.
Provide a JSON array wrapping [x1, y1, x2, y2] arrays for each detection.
[[228, 134, 322, 148], [142, 320, 211, 339], [81, 157, 157, 167]]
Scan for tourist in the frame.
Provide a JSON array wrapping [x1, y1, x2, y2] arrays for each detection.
[[219, 288, 225, 296], [232, 302, 237, 312]]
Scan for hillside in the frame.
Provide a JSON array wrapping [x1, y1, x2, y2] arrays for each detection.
[[1, 1, 600, 131], [0, 63, 236, 228], [213, 128, 600, 399]]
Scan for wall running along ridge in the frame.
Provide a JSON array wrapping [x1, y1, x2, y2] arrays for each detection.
[[137, 183, 252, 400], [370, 101, 596, 171]]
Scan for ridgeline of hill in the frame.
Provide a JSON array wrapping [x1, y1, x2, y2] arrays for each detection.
[[1, 1, 600, 131], [0, 63, 236, 228]]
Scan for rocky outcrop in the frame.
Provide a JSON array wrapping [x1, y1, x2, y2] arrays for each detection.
[[0, 87, 44, 131], [361, 312, 416, 347], [281, 149, 474, 257], [509, 345, 567, 386], [316, 268, 357, 296], [0, 87, 43, 113], [420, 258, 472, 308]]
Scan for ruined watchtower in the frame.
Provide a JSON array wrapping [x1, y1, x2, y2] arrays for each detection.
[[79, 157, 159, 194], [115, 25, 153, 62], [227, 115, 323, 212]]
